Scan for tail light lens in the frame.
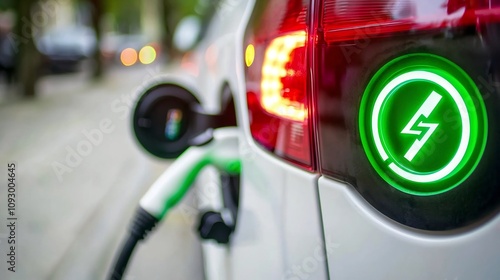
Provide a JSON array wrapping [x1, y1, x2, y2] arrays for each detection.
[[261, 31, 307, 121], [323, 0, 500, 43], [244, 0, 313, 169]]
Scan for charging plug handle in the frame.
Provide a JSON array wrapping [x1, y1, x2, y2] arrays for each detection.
[[109, 127, 240, 280], [140, 127, 241, 220]]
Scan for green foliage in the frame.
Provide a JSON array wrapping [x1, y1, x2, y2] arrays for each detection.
[[172, 0, 199, 17], [105, 0, 142, 33], [0, 0, 14, 10]]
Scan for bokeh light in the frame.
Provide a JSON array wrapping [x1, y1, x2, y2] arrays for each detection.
[[139, 46, 157, 65], [120, 48, 138, 66], [245, 44, 255, 67]]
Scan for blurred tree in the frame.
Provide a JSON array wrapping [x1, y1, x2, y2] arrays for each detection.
[[161, 0, 177, 58], [15, 0, 41, 98], [160, 0, 197, 58], [89, 0, 104, 79], [106, 0, 141, 34]]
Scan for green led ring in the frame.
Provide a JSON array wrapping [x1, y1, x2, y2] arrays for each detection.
[[359, 53, 488, 196]]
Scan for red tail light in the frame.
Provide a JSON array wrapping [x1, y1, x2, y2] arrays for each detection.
[[323, 0, 500, 43], [260, 31, 307, 121], [244, 0, 313, 169]]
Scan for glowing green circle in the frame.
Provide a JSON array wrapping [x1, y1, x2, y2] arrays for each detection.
[[359, 53, 488, 196]]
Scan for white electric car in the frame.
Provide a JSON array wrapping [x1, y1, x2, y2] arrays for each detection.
[[133, 0, 500, 279]]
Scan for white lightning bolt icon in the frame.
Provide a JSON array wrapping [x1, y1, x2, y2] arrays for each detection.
[[401, 91, 442, 162]]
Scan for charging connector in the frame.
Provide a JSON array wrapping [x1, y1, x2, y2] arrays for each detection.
[[139, 127, 241, 220], [108, 127, 240, 280]]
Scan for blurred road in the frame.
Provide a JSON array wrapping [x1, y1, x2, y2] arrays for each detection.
[[0, 66, 204, 280]]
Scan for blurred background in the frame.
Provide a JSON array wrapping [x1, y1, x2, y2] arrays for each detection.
[[0, 0, 219, 97], [0, 0, 223, 279]]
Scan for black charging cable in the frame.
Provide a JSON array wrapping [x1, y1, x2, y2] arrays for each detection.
[[108, 208, 158, 280]]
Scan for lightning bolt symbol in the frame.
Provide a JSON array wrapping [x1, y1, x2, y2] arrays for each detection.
[[401, 91, 442, 162]]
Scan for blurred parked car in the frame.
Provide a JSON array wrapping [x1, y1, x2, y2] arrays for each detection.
[[36, 25, 97, 73], [0, 12, 15, 84], [0, 30, 15, 83]]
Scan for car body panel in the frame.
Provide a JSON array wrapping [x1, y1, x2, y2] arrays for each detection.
[[181, 0, 328, 279], [228, 143, 326, 280], [318, 177, 500, 280]]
